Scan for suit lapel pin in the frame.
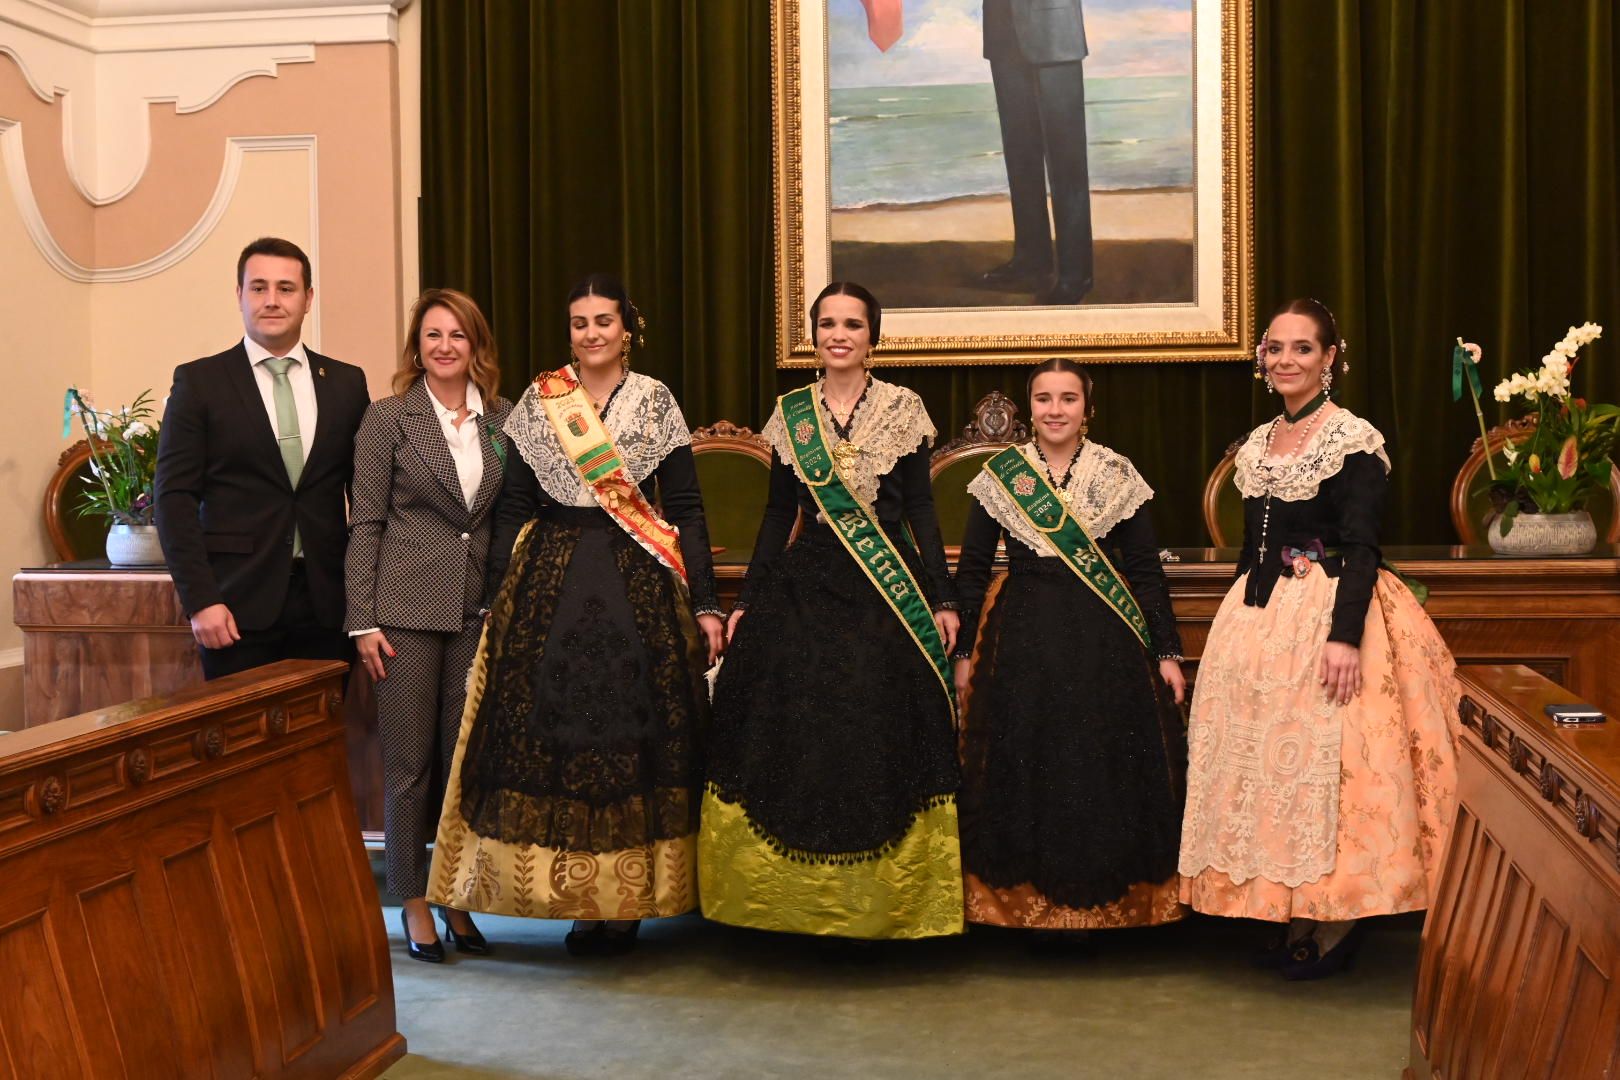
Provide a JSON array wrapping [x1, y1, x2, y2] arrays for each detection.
[[318, 366, 326, 377]]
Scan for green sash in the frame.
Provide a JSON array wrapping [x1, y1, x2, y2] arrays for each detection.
[[777, 386, 954, 712], [984, 445, 1153, 650]]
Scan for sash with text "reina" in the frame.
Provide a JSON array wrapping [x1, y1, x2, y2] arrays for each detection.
[[984, 445, 1152, 650], [536, 366, 687, 585], [777, 385, 954, 715]]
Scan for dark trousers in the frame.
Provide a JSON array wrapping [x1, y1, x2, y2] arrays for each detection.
[[198, 561, 351, 680], [989, 56, 1094, 287], [375, 621, 483, 898]]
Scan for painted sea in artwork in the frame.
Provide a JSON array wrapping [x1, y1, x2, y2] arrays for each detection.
[[823, 0, 1198, 308], [830, 75, 1193, 209]]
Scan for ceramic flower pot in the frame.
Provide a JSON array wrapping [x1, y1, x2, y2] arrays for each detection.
[[105, 523, 166, 567], [1487, 510, 1597, 556]]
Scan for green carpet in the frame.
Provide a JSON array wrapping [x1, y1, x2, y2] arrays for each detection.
[[380, 886, 1419, 1079]]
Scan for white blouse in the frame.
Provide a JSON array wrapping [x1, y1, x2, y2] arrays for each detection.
[[425, 379, 486, 508]]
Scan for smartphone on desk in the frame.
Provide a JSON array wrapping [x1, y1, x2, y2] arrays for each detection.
[[1544, 703, 1606, 725]]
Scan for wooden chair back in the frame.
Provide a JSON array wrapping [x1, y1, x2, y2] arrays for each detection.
[[930, 391, 1030, 553], [44, 440, 110, 561], [1200, 438, 1248, 548], [691, 421, 778, 567]]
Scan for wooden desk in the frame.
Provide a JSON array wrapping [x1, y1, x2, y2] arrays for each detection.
[[1407, 664, 1620, 1078], [0, 660, 405, 1078], [19, 546, 1619, 842], [14, 562, 387, 836]]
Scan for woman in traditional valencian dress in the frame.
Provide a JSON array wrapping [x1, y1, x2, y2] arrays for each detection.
[[427, 274, 725, 957], [953, 358, 1188, 940], [700, 281, 964, 942], [1178, 298, 1460, 979]]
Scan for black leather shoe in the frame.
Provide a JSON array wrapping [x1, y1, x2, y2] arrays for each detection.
[[565, 921, 607, 957], [400, 909, 444, 964], [438, 907, 490, 955], [981, 258, 1051, 288], [1039, 277, 1095, 305], [1280, 922, 1364, 981], [599, 921, 641, 957]]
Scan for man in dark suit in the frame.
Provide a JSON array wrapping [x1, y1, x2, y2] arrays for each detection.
[[155, 237, 370, 680], [981, 0, 1094, 305]]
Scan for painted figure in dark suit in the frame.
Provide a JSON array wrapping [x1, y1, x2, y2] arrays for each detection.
[[345, 288, 509, 963], [154, 237, 369, 680], [982, 0, 1094, 304]]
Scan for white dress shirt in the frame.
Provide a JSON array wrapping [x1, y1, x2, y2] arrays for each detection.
[[424, 379, 486, 509], [243, 337, 317, 462]]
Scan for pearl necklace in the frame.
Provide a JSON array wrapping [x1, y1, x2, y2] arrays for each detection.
[[1255, 405, 1328, 565]]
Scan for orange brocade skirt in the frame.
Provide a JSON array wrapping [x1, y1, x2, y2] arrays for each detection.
[[1178, 568, 1460, 922]]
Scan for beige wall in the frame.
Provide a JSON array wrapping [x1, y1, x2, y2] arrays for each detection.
[[0, 3, 420, 718]]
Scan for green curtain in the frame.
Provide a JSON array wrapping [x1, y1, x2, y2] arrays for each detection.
[[421, 0, 1619, 545]]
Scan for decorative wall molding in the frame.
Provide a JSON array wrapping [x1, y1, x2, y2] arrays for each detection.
[[0, 122, 319, 296], [0, 0, 404, 201], [4, 0, 407, 52]]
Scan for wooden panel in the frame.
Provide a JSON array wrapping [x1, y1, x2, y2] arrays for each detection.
[[0, 661, 404, 1080], [0, 912, 85, 1079], [161, 840, 258, 1079], [236, 813, 325, 1064], [1407, 665, 1620, 1080], [77, 874, 187, 1075], [298, 788, 381, 1021]]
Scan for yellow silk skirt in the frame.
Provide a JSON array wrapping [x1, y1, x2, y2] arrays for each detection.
[[698, 791, 965, 940]]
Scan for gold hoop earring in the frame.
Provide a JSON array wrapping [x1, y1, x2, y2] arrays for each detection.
[[413, 353, 424, 370]]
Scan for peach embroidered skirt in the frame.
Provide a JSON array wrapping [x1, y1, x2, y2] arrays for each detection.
[[1178, 568, 1459, 922]]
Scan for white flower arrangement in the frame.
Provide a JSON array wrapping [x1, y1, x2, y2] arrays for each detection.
[[1494, 323, 1602, 403]]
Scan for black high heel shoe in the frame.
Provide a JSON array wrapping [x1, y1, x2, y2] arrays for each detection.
[[565, 921, 607, 957], [400, 908, 444, 964], [1252, 929, 1302, 969], [1280, 922, 1364, 981], [437, 907, 490, 956]]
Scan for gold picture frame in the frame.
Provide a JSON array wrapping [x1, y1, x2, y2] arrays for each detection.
[[772, 0, 1255, 367]]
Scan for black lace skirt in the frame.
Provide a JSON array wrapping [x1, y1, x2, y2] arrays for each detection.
[[456, 511, 707, 853], [706, 523, 959, 857], [960, 558, 1185, 909]]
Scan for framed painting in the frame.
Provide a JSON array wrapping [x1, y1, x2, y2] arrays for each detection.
[[772, 0, 1255, 366]]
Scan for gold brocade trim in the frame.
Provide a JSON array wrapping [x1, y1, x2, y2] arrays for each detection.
[[965, 874, 1187, 930], [428, 591, 696, 919], [698, 791, 965, 940]]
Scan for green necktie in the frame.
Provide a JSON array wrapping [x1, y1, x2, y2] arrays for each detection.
[[262, 356, 304, 556]]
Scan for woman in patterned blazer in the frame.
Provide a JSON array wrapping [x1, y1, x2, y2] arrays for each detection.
[[345, 288, 512, 963]]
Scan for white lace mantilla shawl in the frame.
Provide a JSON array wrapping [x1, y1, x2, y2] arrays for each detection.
[[762, 378, 937, 508], [966, 441, 1153, 557], [503, 371, 692, 507], [1232, 409, 1392, 503]]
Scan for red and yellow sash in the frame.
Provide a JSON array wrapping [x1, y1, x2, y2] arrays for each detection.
[[536, 366, 687, 584]]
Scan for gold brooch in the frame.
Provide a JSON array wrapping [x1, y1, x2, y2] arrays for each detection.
[[832, 442, 862, 470]]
